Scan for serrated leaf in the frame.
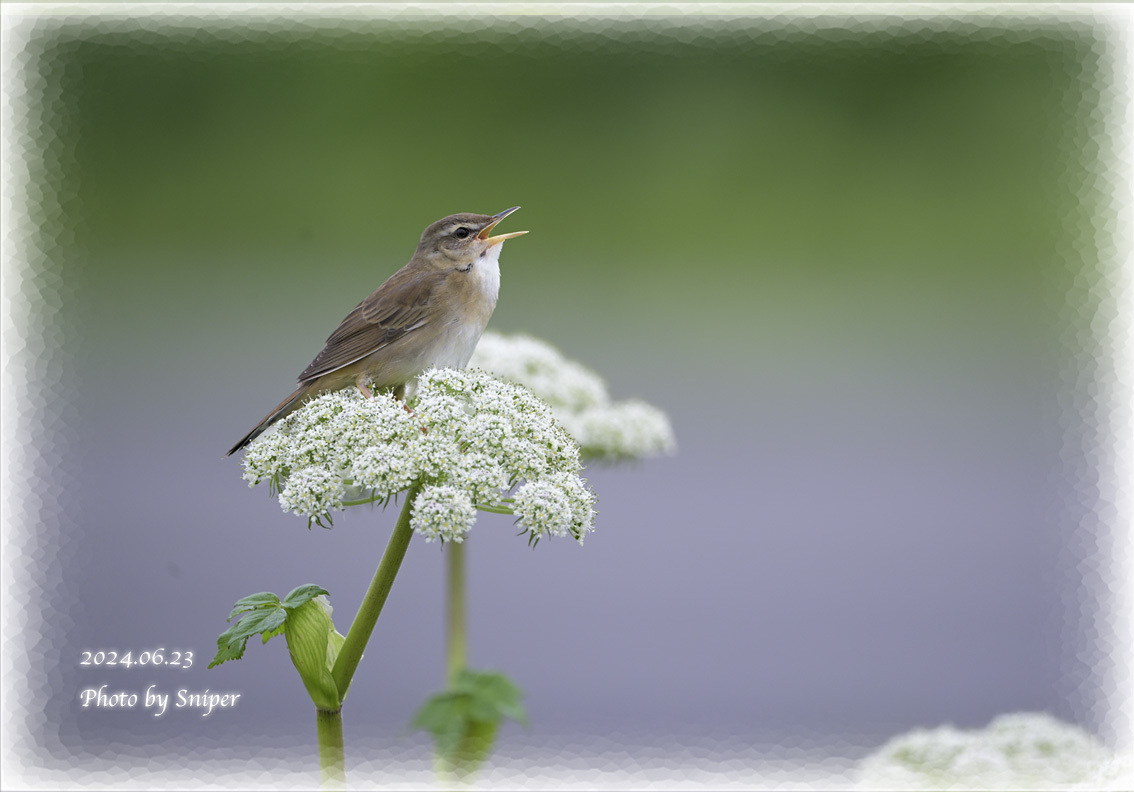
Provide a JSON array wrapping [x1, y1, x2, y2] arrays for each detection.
[[228, 605, 287, 642], [281, 584, 330, 610], [261, 622, 287, 644], [210, 587, 328, 670], [209, 624, 249, 668], [210, 604, 287, 668], [226, 592, 281, 620]]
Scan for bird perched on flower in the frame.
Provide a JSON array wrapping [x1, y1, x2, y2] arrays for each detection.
[[226, 207, 526, 456]]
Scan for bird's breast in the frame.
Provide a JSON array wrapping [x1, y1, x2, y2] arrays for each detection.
[[427, 247, 502, 370], [470, 244, 502, 305]]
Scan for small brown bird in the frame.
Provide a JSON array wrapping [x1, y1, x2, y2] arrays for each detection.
[[225, 207, 527, 456]]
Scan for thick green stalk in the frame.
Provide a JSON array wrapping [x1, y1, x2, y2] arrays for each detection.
[[315, 708, 345, 789], [446, 540, 467, 685], [331, 480, 423, 700]]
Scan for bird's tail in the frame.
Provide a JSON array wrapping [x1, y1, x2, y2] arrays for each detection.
[[225, 383, 314, 457]]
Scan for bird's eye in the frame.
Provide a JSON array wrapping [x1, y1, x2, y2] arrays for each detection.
[[453, 227, 471, 239]]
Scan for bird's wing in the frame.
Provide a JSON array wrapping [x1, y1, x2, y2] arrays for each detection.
[[297, 267, 445, 383]]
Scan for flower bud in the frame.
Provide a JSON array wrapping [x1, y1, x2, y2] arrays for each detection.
[[284, 596, 344, 710]]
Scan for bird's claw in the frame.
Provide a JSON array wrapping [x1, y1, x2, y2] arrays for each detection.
[[356, 374, 374, 399]]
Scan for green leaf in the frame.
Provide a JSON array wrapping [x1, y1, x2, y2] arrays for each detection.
[[412, 693, 470, 758], [281, 584, 330, 610], [210, 606, 286, 668], [229, 605, 287, 642], [208, 586, 328, 670], [451, 670, 527, 725], [261, 621, 287, 644], [411, 670, 527, 778], [226, 592, 281, 620], [209, 623, 250, 668]]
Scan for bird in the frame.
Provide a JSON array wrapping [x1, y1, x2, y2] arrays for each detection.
[[225, 207, 527, 456]]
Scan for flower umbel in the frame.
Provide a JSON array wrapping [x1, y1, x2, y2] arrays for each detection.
[[856, 712, 1119, 790], [241, 368, 595, 542], [471, 331, 676, 461], [411, 484, 477, 544]]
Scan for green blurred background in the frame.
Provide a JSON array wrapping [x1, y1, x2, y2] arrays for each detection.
[[9, 11, 1121, 779], [69, 20, 1096, 393]]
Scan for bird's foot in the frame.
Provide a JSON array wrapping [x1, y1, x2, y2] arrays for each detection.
[[355, 374, 374, 399]]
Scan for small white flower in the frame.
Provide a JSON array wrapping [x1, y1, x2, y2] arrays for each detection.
[[546, 470, 598, 543], [513, 472, 596, 544], [278, 467, 345, 525], [331, 389, 419, 458], [471, 331, 675, 462], [351, 444, 417, 498], [857, 712, 1116, 790], [460, 383, 581, 482], [411, 484, 477, 543], [242, 429, 291, 488], [561, 399, 676, 462], [470, 332, 609, 412], [512, 479, 574, 539], [415, 379, 472, 430], [449, 451, 510, 507], [241, 366, 596, 542]]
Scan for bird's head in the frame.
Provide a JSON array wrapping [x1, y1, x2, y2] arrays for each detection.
[[414, 207, 527, 271]]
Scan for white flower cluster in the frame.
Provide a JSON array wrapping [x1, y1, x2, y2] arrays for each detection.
[[470, 332, 676, 462], [856, 712, 1123, 790], [242, 368, 596, 544]]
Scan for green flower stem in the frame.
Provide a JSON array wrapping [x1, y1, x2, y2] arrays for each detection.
[[331, 480, 423, 699], [342, 488, 503, 512], [446, 540, 467, 686], [341, 494, 382, 508], [474, 504, 514, 515], [341, 489, 401, 508], [315, 707, 345, 789]]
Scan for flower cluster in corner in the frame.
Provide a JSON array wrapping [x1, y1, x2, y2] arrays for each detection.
[[470, 331, 676, 462], [242, 368, 596, 545], [856, 712, 1123, 790]]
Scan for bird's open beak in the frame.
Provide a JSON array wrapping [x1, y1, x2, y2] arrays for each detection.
[[478, 206, 528, 245]]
